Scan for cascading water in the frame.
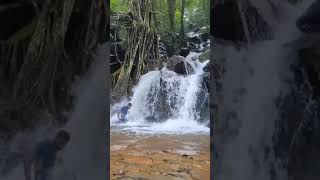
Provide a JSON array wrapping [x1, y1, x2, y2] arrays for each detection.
[[111, 52, 210, 134], [213, 1, 316, 180]]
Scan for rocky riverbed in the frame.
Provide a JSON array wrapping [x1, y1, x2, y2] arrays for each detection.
[[110, 132, 210, 180]]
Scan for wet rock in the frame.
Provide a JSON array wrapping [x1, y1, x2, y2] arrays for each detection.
[[145, 77, 174, 122], [203, 42, 209, 48], [159, 41, 168, 56], [174, 61, 194, 75], [189, 36, 201, 44], [166, 55, 184, 71], [197, 72, 210, 121], [203, 63, 210, 73], [179, 47, 190, 57], [158, 56, 168, 70], [199, 50, 210, 62], [195, 48, 202, 53], [166, 55, 194, 75], [187, 42, 197, 50], [296, 0, 320, 33], [200, 32, 210, 42]]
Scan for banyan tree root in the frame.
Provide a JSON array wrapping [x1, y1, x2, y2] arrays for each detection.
[[5, 0, 108, 116], [112, 0, 160, 99], [13, 0, 76, 114]]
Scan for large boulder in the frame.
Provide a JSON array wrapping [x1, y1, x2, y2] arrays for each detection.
[[174, 61, 193, 75], [166, 55, 194, 75]]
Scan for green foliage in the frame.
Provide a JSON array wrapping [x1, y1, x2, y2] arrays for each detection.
[[184, 0, 210, 29], [111, 0, 210, 55], [175, 10, 181, 31], [198, 49, 210, 62], [111, 0, 128, 13], [111, 0, 209, 32]]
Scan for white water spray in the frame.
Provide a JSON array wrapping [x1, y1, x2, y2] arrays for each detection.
[[53, 43, 108, 180], [111, 53, 210, 134]]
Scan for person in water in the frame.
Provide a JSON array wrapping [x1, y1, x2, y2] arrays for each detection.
[[117, 103, 132, 123], [24, 130, 71, 180]]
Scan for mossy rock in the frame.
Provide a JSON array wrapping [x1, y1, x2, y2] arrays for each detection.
[[198, 50, 210, 62]]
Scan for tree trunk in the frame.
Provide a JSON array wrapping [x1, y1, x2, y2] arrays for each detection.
[[112, 0, 160, 100], [151, 0, 158, 28], [0, 0, 107, 121], [13, 0, 76, 114], [167, 0, 176, 31], [180, 0, 185, 36]]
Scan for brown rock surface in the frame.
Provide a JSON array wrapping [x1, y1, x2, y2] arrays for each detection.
[[110, 132, 210, 180]]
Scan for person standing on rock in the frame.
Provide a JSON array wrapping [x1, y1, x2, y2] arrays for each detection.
[[117, 103, 132, 123], [24, 130, 70, 180]]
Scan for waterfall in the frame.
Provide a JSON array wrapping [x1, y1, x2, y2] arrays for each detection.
[[111, 53, 209, 134], [213, 1, 316, 180]]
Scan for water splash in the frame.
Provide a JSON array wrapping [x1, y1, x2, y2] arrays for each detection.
[[111, 53, 209, 134]]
